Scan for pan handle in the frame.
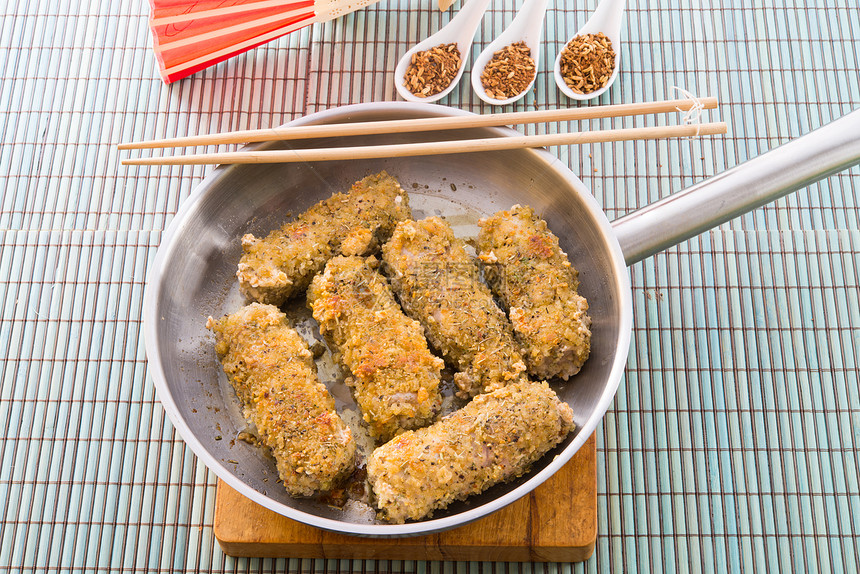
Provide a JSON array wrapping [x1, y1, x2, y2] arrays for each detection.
[[611, 107, 860, 266]]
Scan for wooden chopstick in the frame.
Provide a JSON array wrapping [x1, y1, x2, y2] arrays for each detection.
[[121, 122, 728, 166], [117, 97, 718, 150]]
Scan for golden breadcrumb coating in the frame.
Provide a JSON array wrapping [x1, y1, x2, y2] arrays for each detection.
[[381, 217, 527, 398], [308, 255, 444, 442], [367, 380, 574, 523], [237, 171, 411, 305], [206, 303, 356, 497], [477, 205, 592, 380]]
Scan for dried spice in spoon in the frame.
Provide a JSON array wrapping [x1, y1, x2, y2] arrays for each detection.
[[558, 32, 616, 94], [404, 43, 462, 98], [480, 41, 536, 100]]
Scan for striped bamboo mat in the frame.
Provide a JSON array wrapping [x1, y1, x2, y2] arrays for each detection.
[[0, 0, 858, 572]]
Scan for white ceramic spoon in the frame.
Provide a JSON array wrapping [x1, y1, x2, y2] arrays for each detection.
[[554, 0, 626, 101], [471, 0, 550, 106], [394, 0, 493, 103]]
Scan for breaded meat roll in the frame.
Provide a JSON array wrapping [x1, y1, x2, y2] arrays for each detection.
[[367, 380, 574, 523], [237, 171, 411, 305], [381, 217, 527, 398], [477, 205, 592, 380], [207, 303, 356, 497], [307, 256, 444, 442]]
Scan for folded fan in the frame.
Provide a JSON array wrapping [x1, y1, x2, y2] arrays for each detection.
[[149, 0, 385, 83]]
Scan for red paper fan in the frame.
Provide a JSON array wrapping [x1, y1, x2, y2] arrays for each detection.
[[149, 0, 383, 83]]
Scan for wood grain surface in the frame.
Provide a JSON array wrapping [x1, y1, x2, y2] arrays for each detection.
[[214, 434, 596, 562]]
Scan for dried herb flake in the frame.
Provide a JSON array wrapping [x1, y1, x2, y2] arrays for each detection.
[[480, 41, 536, 100], [403, 43, 462, 98], [558, 32, 616, 94]]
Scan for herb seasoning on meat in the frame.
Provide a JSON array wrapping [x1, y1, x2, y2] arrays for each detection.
[[368, 380, 574, 523], [382, 217, 528, 398], [236, 171, 410, 306], [207, 303, 356, 497], [308, 256, 444, 443], [477, 205, 592, 380]]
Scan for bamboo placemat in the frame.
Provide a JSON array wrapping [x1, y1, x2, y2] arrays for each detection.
[[0, 0, 858, 572]]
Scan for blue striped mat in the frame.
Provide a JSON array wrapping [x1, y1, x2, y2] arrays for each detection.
[[0, 0, 857, 571]]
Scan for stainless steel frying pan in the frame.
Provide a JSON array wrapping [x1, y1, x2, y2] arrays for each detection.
[[143, 102, 860, 537]]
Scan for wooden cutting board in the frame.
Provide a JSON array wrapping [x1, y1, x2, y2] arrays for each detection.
[[214, 433, 596, 562]]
